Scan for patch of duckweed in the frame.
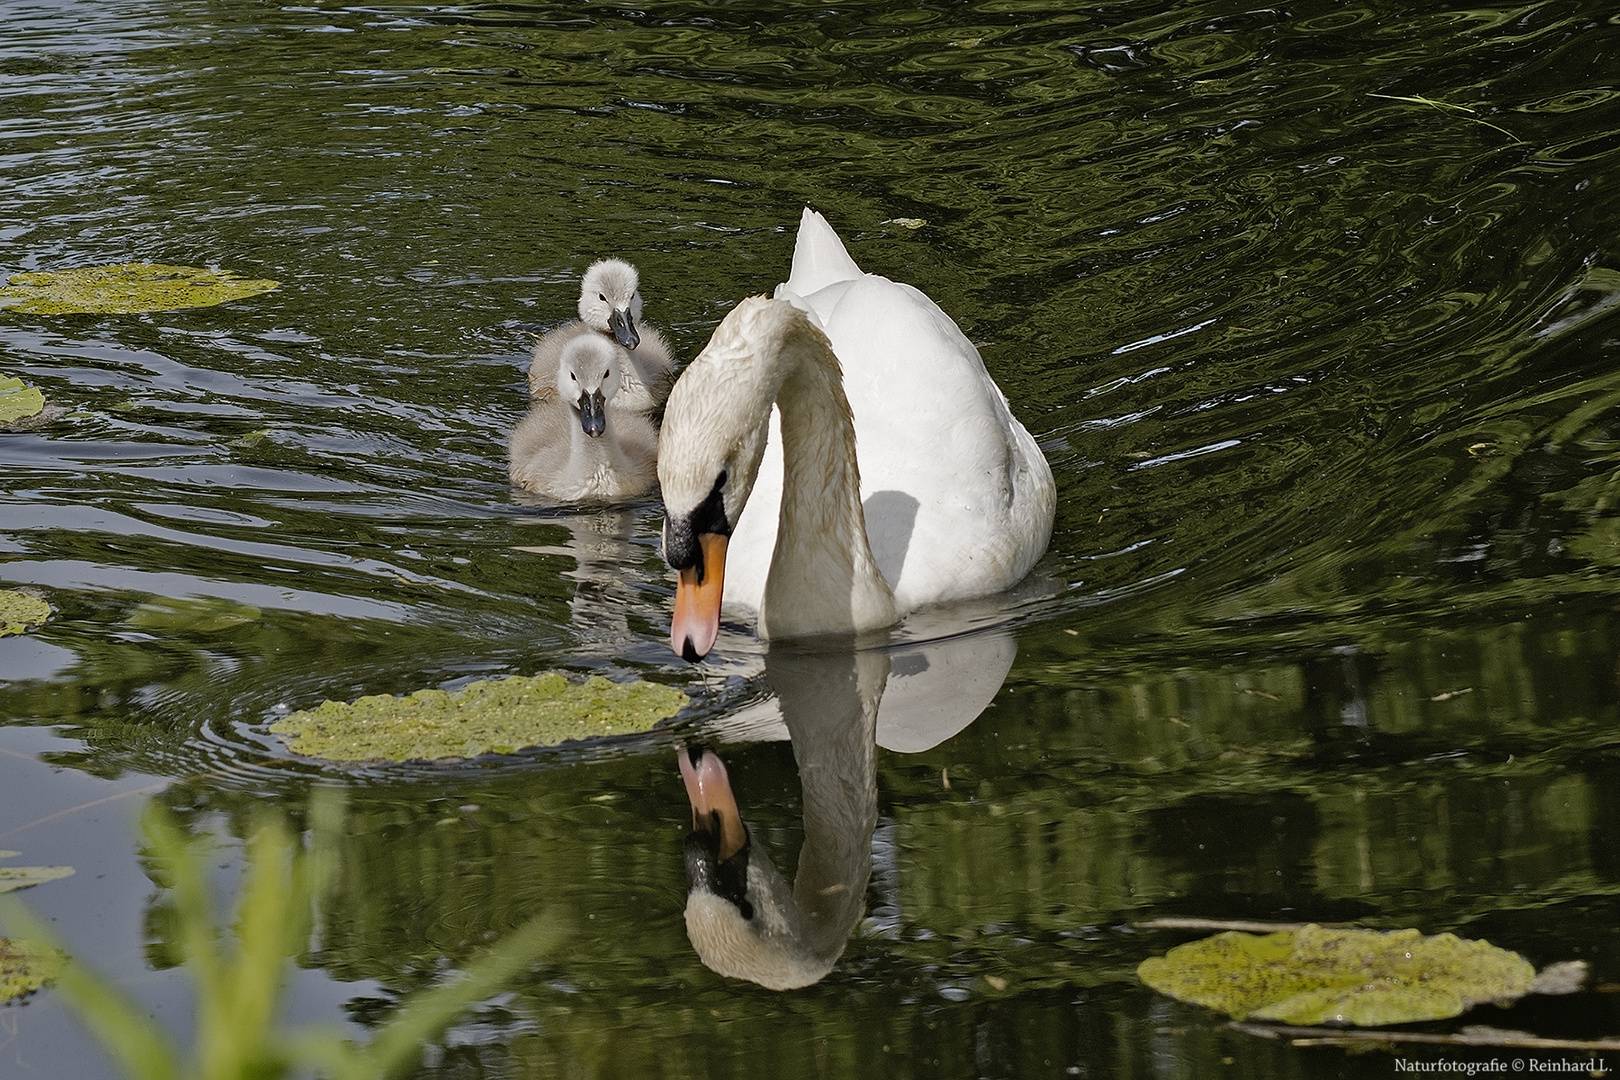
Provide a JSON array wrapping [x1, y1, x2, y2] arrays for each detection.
[[0, 263, 279, 314], [0, 937, 66, 1004], [0, 377, 45, 424], [270, 673, 687, 762], [1138, 924, 1537, 1026], [0, 591, 51, 636], [0, 853, 74, 895]]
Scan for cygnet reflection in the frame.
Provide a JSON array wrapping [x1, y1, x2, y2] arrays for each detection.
[[510, 507, 654, 660]]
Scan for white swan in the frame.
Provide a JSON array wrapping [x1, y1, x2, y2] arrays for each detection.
[[508, 333, 658, 501], [574, 258, 675, 414], [658, 211, 1055, 659]]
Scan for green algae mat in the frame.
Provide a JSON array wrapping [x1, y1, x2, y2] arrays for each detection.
[[0, 852, 74, 895], [1, 938, 66, 1005], [0, 377, 44, 425], [270, 673, 688, 762], [0, 263, 278, 315], [1139, 924, 1537, 1026], [0, 591, 50, 636]]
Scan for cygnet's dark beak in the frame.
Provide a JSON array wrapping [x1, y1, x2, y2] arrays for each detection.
[[608, 307, 640, 350], [577, 389, 606, 438]]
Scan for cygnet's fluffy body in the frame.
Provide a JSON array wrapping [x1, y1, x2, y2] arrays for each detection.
[[508, 334, 658, 501]]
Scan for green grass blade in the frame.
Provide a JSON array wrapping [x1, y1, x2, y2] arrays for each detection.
[[355, 913, 568, 1080], [0, 898, 183, 1080]]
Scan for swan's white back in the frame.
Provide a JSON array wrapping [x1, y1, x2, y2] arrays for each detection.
[[724, 210, 1054, 617]]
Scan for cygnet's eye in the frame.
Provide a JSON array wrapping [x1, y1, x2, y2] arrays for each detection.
[[598, 292, 607, 302], [602, 370, 610, 380], [569, 372, 577, 382]]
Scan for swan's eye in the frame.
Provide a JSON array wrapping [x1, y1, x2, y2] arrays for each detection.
[[569, 373, 576, 382], [598, 292, 607, 302]]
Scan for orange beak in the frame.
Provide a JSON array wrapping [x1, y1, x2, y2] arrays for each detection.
[[671, 532, 727, 662], [679, 747, 747, 861]]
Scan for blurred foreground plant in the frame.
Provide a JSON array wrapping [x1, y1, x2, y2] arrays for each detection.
[[0, 789, 563, 1080]]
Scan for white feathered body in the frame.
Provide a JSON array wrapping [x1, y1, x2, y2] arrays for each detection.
[[721, 210, 1055, 619]]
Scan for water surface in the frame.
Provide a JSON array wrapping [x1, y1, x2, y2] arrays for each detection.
[[4, 1, 1620, 1076]]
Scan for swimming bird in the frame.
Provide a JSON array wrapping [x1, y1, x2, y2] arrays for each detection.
[[574, 258, 675, 414], [658, 210, 1055, 659], [508, 333, 658, 501]]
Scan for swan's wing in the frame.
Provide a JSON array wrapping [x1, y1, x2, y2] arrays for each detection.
[[769, 209, 1054, 616], [814, 274, 1055, 609], [782, 207, 865, 296]]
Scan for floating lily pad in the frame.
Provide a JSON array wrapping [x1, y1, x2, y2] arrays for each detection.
[[0, 851, 75, 895], [1, 938, 67, 1004], [0, 591, 51, 636], [128, 596, 262, 634], [270, 673, 688, 762], [0, 377, 45, 424], [1138, 924, 1537, 1026], [0, 263, 279, 315]]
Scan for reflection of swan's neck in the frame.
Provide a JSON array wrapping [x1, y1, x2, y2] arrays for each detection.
[[759, 314, 897, 640], [780, 649, 883, 961], [682, 649, 886, 990]]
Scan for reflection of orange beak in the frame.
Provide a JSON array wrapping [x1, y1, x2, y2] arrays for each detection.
[[679, 747, 747, 861], [671, 532, 727, 662]]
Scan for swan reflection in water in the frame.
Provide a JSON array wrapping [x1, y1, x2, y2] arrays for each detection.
[[678, 627, 1016, 990]]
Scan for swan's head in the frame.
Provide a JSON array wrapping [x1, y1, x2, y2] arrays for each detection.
[[578, 258, 644, 350], [679, 746, 834, 991], [659, 297, 809, 660], [556, 335, 622, 439]]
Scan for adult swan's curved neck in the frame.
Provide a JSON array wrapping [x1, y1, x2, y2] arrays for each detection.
[[659, 297, 897, 658]]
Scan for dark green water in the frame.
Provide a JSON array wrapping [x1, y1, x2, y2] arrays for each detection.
[[4, 0, 1620, 1076]]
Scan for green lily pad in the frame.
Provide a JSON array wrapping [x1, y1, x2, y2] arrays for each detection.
[[0, 263, 279, 315], [128, 596, 262, 634], [1138, 924, 1537, 1026], [1, 938, 67, 1004], [269, 673, 688, 762], [0, 852, 75, 895], [0, 377, 45, 424], [0, 591, 51, 636]]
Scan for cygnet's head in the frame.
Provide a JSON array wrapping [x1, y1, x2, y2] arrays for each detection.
[[579, 258, 644, 351], [556, 334, 622, 438]]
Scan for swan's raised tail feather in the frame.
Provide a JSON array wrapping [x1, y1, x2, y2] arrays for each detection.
[[785, 207, 865, 295]]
